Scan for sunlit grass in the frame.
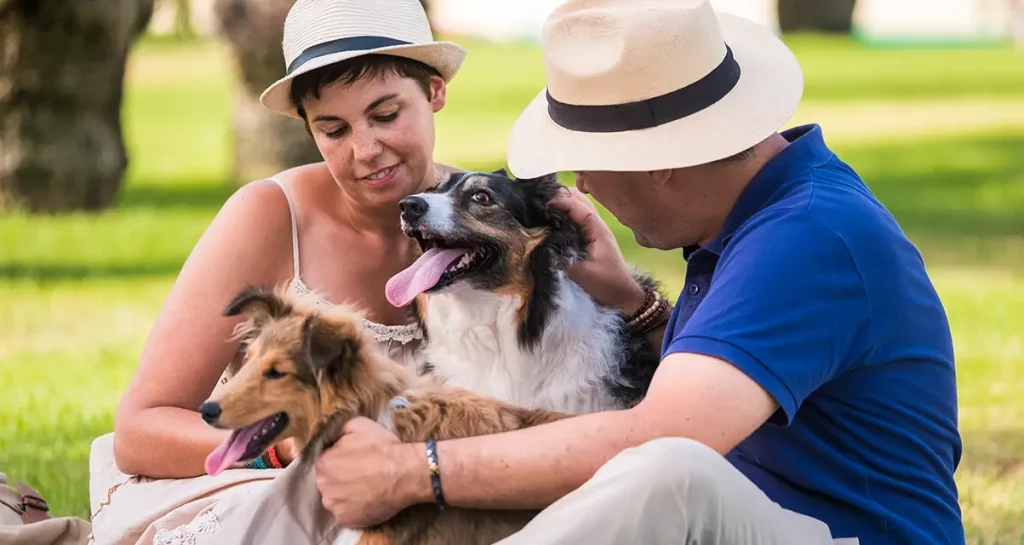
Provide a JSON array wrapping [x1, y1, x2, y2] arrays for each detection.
[[1, 32, 1022, 542]]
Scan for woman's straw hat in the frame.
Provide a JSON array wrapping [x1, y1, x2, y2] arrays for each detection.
[[260, 0, 467, 118], [507, 0, 804, 178]]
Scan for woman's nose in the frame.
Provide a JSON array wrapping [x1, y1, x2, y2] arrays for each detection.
[[351, 129, 382, 163]]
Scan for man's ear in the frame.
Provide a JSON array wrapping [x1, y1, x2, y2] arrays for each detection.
[[301, 314, 358, 381], [649, 169, 673, 189]]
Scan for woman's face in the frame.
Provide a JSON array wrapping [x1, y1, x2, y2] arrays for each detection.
[[302, 71, 447, 210]]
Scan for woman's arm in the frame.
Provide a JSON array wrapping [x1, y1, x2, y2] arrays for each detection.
[[112, 179, 295, 479]]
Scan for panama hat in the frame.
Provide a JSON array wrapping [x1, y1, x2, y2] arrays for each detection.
[[260, 0, 467, 118], [506, 0, 804, 178]]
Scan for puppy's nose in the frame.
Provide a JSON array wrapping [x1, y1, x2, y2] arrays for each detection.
[[199, 401, 222, 424], [399, 196, 428, 222]]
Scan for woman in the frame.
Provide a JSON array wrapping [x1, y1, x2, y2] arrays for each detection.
[[87, 0, 469, 542]]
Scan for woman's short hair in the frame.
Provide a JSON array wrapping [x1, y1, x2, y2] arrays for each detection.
[[288, 54, 442, 120]]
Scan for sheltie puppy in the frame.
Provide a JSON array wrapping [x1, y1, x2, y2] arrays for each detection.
[[199, 285, 572, 545]]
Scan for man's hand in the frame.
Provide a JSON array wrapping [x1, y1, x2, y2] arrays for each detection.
[[549, 186, 646, 315], [314, 417, 429, 528]]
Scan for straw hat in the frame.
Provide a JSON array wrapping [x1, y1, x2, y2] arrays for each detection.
[[506, 0, 804, 178], [260, 0, 467, 118]]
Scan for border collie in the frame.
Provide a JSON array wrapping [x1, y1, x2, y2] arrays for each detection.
[[385, 170, 662, 414]]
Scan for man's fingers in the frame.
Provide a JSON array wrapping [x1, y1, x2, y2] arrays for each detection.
[[550, 188, 604, 242], [341, 416, 375, 435]]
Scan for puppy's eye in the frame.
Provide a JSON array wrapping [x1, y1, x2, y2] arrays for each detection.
[[263, 368, 286, 380], [471, 191, 492, 206]]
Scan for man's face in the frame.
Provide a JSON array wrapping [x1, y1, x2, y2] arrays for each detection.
[[574, 169, 706, 250]]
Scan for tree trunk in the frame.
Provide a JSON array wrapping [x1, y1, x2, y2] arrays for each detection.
[[0, 0, 154, 213], [778, 0, 857, 33], [173, 0, 194, 38], [213, 0, 323, 185]]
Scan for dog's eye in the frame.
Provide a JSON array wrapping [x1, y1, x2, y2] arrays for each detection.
[[263, 368, 286, 380], [471, 191, 492, 206]]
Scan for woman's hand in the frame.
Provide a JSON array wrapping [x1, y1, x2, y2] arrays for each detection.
[[549, 187, 647, 315], [273, 437, 300, 466], [314, 417, 429, 528]]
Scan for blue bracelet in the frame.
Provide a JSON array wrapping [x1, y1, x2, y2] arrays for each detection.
[[425, 439, 446, 508], [246, 456, 267, 470]]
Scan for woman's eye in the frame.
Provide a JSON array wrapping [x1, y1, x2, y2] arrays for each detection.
[[471, 191, 492, 206], [324, 126, 348, 138], [376, 111, 398, 123], [263, 368, 286, 380]]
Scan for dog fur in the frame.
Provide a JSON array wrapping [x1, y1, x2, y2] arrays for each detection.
[[393, 169, 664, 414], [201, 285, 573, 545]]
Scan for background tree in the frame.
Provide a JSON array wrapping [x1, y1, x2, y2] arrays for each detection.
[[213, 0, 323, 186], [0, 0, 154, 213], [777, 0, 858, 34], [170, 0, 194, 39]]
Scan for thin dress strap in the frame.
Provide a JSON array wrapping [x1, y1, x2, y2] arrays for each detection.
[[269, 177, 301, 281]]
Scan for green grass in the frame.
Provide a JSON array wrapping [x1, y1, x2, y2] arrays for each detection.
[[1, 32, 1023, 543]]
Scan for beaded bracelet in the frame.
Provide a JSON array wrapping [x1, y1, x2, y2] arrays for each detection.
[[244, 446, 286, 470], [266, 445, 285, 469], [425, 439, 446, 508], [625, 288, 671, 335], [246, 456, 268, 470]]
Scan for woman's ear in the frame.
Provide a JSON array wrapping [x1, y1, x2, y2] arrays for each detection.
[[428, 75, 447, 113]]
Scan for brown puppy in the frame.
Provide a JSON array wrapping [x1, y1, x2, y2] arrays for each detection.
[[199, 285, 571, 545]]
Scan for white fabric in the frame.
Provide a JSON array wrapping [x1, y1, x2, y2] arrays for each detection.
[[496, 437, 860, 545]]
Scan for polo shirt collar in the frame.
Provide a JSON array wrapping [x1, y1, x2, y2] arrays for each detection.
[[700, 124, 834, 256]]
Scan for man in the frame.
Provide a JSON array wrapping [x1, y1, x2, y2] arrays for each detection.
[[312, 0, 965, 543]]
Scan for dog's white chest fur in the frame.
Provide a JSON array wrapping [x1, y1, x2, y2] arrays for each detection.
[[421, 277, 624, 414]]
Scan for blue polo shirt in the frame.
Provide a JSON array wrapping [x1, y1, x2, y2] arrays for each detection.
[[662, 124, 963, 544]]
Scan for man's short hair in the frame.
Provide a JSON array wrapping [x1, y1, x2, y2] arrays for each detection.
[[713, 146, 755, 165], [288, 54, 442, 121]]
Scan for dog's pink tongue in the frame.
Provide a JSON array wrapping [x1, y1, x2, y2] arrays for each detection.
[[386, 247, 468, 307], [205, 423, 262, 476]]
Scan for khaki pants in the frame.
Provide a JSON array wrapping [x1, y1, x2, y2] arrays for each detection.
[[495, 437, 859, 545]]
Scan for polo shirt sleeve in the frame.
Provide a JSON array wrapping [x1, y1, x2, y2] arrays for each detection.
[[664, 210, 871, 426]]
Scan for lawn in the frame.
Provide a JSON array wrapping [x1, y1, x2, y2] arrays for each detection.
[[1, 33, 1023, 544]]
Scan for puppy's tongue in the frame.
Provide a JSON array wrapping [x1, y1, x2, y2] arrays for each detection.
[[205, 421, 263, 476], [386, 247, 468, 307]]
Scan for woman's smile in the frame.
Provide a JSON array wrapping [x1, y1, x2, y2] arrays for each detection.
[[360, 163, 400, 188]]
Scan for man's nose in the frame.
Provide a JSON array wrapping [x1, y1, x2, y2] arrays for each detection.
[[574, 172, 590, 194], [399, 196, 428, 222]]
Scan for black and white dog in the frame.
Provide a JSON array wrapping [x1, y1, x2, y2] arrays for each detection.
[[385, 169, 662, 414]]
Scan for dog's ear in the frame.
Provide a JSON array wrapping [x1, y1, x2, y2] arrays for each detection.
[[491, 167, 509, 178], [511, 173, 565, 228], [301, 314, 359, 382], [518, 173, 564, 205], [223, 285, 291, 327]]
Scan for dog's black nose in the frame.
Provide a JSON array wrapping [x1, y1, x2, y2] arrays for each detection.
[[399, 196, 428, 222], [199, 401, 222, 424]]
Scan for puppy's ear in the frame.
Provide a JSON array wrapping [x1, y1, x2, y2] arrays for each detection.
[[301, 314, 359, 381], [223, 285, 291, 327], [491, 167, 509, 178]]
